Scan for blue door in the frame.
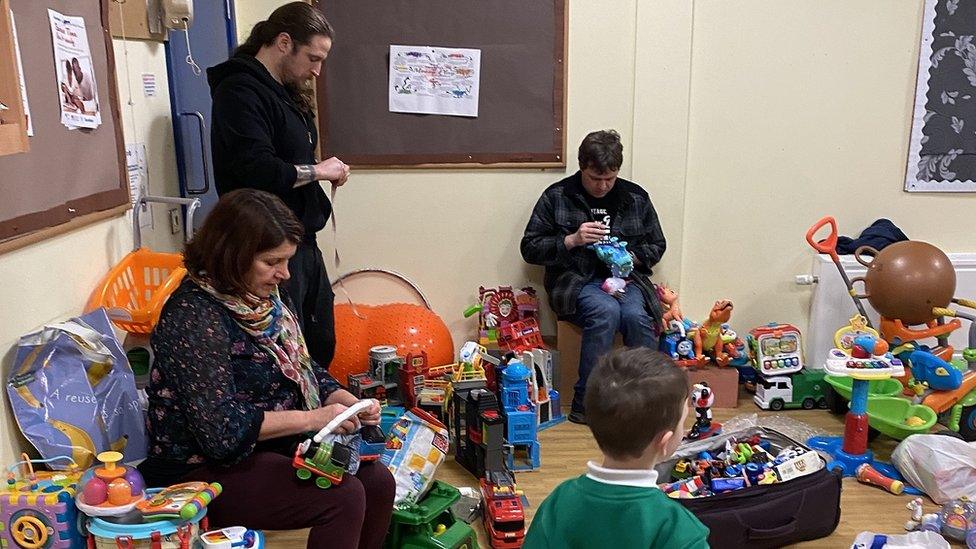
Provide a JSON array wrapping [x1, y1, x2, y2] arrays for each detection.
[[166, 0, 237, 230]]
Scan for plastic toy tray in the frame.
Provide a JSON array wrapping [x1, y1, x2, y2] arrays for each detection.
[[823, 349, 905, 379], [824, 375, 937, 440], [824, 375, 905, 400], [87, 487, 207, 549]]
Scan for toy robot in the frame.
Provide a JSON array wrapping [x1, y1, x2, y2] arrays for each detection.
[[687, 382, 722, 440]]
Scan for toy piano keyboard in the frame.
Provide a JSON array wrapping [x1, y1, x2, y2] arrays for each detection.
[[135, 482, 221, 521], [824, 349, 905, 379]]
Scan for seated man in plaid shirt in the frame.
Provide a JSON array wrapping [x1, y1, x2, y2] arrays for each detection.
[[520, 130, 667, 425]]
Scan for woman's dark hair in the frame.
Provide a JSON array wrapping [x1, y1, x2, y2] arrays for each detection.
[[578, 129, 624, 173], [236, 2, 334, 111], [184, 189, 304, 296]]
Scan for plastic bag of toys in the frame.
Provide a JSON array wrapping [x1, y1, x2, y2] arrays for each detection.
[[381, 408, 450, 506], [6, 309, 146, 470], [891, 434, 976, 504]]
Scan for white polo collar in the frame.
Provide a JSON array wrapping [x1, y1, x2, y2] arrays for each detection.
[[585, 461, 660, 488]]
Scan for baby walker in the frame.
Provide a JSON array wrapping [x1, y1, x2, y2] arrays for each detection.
[[806, 316, 921, 494]]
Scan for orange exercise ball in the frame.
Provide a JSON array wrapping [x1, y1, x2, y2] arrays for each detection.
[[330, 302, 454, 384], [860, 241, 955, 325]]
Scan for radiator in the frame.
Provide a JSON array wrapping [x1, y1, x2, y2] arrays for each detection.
[[802, 252, 976, 369]]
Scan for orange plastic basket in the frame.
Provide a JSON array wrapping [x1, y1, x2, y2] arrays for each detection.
[[85, 248, 187, 334]]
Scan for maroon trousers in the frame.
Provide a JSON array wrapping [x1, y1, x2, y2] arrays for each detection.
[[183, 452, 395, 549]]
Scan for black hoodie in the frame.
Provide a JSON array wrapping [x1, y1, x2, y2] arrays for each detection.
[[207, 54, 331, 240]]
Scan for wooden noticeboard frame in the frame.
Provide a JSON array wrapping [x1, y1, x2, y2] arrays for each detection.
[[0, 0, 130, 251], [315, 0, 567, 169]]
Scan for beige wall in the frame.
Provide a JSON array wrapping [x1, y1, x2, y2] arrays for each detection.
[[0, 39, 183, 465], [6, 0, 974, 461], [677, 0, 976, 336], [234, 0, 294, 43], [235, 0, 640, 346], [239, 0, 976, 348]]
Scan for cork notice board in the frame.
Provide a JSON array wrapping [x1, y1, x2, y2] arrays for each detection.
[[315, 0, 567, 168], [0, 0, 128, 248]]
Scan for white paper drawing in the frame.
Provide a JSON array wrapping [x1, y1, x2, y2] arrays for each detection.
[[389, 45, 481, 117]]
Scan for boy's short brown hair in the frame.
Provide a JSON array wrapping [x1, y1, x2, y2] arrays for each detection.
[[584, 348, 689, 459]]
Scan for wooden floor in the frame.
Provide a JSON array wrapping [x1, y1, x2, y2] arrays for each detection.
[[265, 397, 960, 548]]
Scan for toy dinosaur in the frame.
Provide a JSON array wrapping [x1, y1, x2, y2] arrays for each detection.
[[657, 284, 683, 325], [693, 300, 736, 367]]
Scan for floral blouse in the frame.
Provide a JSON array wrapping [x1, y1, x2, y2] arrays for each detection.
[[140, 279, 342, 485]]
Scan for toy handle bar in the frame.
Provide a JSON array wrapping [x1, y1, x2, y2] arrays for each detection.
[[805, 216, 874, 327], [805, 216, 840, 261], [312, 399, 377, 443]]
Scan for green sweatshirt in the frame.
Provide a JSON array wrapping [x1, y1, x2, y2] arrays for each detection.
[[524, 470, 710, 549]]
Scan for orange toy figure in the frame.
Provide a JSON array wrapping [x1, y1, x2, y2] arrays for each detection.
[[693, 300, 736, 367], [657, 284, 683, 326]]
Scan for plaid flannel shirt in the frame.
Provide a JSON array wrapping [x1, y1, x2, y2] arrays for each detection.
[[520, 172, 666, 318]]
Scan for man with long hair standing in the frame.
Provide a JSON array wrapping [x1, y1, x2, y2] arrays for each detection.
[[208, 2, 347, 370]]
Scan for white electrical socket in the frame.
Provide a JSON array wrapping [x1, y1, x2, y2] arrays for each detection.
[[169, 208, 181, 235]]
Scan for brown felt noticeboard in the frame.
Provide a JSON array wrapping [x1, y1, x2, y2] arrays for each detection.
[[315, 0, 567, 169], [0, 0, 128, 246]]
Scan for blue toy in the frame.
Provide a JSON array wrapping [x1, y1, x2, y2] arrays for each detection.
[[660, 319, 698, 366], [902, 348, 963, 391], [590, 238, 634, 297], [499, 359, 541, 472], [358, 424, 387, 462], [379, 405, 406, 436]]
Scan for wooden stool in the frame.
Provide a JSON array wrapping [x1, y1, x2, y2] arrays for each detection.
[[556, 321, 622, 406], [685, 366, 740, 408]]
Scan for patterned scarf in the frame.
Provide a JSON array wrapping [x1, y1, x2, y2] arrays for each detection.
[[191, 275, 321, 411]]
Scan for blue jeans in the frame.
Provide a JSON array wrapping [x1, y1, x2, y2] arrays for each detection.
[[570, 279, 657, 413]]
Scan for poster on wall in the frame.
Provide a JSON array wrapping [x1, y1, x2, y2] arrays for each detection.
[[906, 0, 976, 192], [126, 143, 152, 229], [48, 9, 101, 130], [388, 45, 481, 117]]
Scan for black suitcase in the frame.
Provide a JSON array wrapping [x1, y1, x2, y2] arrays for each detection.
[[654, 426, 842, 549]]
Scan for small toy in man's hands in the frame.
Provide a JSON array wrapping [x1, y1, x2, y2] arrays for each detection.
[[686, 382, 722, 441], [201, 526, 265, 549], [136, 481, 221, 521], [590, 237, 634, 297]]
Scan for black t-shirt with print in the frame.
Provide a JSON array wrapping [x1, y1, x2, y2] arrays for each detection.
[[584, 188, 620, 279]]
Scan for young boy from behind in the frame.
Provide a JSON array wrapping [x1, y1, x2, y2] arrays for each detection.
[[524, 348, 710, 548]]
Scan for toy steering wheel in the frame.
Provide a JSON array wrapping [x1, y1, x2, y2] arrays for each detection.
[[12, 515, 49, 549]]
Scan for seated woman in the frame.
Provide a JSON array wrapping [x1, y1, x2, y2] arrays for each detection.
[[139, 189, 395, 549]]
